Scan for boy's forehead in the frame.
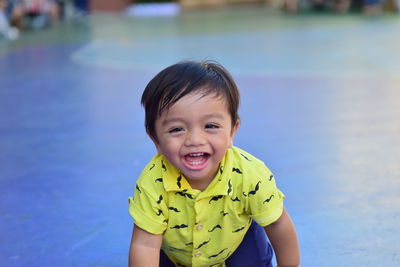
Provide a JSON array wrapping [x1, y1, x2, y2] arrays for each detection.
[[156, 93, 229, 121], [163, 92, 226, 111]]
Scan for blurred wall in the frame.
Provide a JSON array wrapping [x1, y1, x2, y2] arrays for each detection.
[[179, 0, 266, 9], [91, 0, 131, 11]]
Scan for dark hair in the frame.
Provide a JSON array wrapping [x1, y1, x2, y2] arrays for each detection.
[[141, 60, 240, 141]]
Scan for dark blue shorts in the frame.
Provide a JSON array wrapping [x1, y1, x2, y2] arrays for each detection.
[[160, 221, 274, 267]]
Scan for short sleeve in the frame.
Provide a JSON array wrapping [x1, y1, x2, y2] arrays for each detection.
[[128, 183, 168, 235], [248, 168, 285, 227]]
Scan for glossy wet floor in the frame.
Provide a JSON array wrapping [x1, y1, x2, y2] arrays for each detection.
[[0, 8, 399, 266]]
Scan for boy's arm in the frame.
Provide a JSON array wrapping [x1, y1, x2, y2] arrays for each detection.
[[129, 224, 163, 267], [264, 208, 300, 267]]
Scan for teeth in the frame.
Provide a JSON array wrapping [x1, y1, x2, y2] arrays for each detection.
[[189, 153, 204, 157]]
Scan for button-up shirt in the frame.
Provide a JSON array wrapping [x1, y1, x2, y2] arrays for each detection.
[[129, 146, 284, 267]]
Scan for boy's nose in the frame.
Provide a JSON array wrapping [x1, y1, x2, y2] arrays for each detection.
[[185, 130, 206, 146]]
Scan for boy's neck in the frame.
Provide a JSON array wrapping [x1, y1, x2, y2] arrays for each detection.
[[186, 178, 212, 191]]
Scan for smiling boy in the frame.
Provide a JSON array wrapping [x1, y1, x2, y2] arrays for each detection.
[[128, 61, 300, 267]]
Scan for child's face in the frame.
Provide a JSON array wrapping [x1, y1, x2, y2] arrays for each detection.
[[151, 91, 239, 190]]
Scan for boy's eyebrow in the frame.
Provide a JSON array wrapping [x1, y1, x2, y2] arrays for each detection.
[[203, 113, 225, 120], [161, 118, 185, 126], [161, 113, 225, 126]]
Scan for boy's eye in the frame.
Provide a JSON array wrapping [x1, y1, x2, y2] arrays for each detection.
[[168, 127, 183, 133], [205, 124, 219, 129]]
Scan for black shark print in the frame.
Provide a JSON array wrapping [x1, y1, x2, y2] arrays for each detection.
[[168, 207, 181, 212], [269, 174, 274, 181], [208, 225, 222, 232], [161, 160, 167, 172], [195, 238, 211, 249], [170, 224, 188, 229], [185, 242, 193, 246], [155, 178, 163, 183], [220, 211, 228, 216], [135, 185, 141, 194], [248, 181, 261, 196], [149, 163, 155, 171], [209, 195, 223, 204], [263, 194, 274, 204], [240, 153, 251, 161], [219, 166, 224, 175], [231, 196, 240, 202], [163, 219, 168, 223], [177, 175, 182, 188], [156, 209, 163, 216], [157, 195, 163, 204], [232, 167, 242, 174], [208, 248, 227, 259], [227, 179, 232, 195], [242, 192, 247, 197], [232, 226, 245, 233]]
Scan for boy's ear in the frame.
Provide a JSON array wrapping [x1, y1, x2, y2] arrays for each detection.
[[147, 132, 162, 154], [232, 119, 240, 135], [230, 119, 240, 146]]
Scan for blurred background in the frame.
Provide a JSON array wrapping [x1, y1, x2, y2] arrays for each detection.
[[1, 0, 400, 266]]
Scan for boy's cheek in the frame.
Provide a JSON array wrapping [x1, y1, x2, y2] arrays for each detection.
[[155, 143, 168, 155]]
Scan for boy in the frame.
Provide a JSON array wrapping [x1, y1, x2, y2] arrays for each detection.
[[128, 61, 300, 267]]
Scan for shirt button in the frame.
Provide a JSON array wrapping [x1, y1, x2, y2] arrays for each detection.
[[196, 225, 203, 230], [195, 252, 202, 257]]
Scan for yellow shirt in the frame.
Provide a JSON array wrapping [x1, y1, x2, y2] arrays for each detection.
[[128, 146, 284, 267]]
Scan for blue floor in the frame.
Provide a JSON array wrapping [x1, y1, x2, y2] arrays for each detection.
[[1, 8, 400, 266]]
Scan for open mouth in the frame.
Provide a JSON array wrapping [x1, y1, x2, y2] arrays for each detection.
[[183, 152, 210, 169]]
